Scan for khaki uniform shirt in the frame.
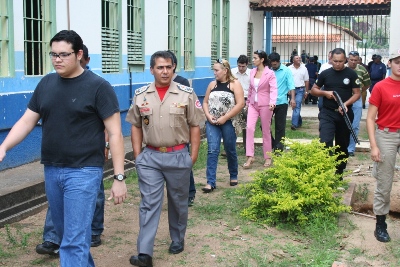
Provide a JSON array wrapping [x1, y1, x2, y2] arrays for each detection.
[[126, 81, 205, 147]]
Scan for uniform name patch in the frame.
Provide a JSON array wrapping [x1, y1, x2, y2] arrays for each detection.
[[140, 107, 150, 113]]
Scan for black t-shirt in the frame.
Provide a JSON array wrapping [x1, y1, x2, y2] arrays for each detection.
[[28, 70, 120, 167], [173, 75, 190, 87], [315, 67, 359, 110]]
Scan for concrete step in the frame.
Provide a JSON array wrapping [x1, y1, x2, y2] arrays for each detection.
[[0, 149, 136, 228]]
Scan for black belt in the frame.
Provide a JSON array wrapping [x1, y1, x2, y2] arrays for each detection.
[[295, 86, 304, 89], [323, 106, 339, 112]]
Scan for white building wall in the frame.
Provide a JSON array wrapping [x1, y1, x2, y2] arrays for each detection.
[[229, 0, 252, 59], [194, 0, 212, 58], [390, 0, 400, 56], [251, 10, 265, 51], [12, 0, 24, 51], [68, 0, 103, 55], [144, 0, 169, 55]]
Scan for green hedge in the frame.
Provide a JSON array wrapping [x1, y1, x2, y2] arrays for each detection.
[[239, 139, 351, 225]]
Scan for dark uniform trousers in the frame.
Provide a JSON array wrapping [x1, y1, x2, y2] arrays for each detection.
[[135, 147, 192, 256], [318, 107, 354, 175], [271, 103, 289, 151]]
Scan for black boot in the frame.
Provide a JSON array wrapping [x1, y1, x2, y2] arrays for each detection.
[[375, 215, 391, 242]]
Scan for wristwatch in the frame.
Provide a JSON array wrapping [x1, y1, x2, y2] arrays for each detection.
[[105, 142, 110, 149], [114, 174, 126, 181]]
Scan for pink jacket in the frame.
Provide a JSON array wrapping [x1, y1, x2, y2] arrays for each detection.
[[246, 67, 277, 107]]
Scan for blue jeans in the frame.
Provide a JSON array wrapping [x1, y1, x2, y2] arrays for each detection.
[[43, 180, 105, 244], [44, 166, 102, 267], [292, 87, 305, 127], [205, 120, 238, 188], [348, 98, 362, 153]]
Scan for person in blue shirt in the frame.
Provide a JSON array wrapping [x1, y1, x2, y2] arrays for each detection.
[[369, 55, 386, 93], [268, 52, 295, 151]]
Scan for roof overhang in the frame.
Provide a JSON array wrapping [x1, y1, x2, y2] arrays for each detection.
[[250, 0, 391, 16]]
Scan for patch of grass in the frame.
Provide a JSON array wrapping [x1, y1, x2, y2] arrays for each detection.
[[356, 152, 370, 161], [238, 119, 319, 140], [355, 183, 369, 202]]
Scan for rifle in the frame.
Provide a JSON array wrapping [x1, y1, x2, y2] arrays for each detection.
[[333, 91, 360, 145]]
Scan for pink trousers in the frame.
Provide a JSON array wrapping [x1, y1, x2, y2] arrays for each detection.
[[246, 102, 273, 159]]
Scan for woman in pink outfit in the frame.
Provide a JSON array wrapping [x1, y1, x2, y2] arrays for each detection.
[[244, 50, 277, 168]]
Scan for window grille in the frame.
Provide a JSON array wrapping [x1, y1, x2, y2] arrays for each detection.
[[23, 0, 53, 76], [102, 0, 121, 73], [183, 0, 194, 70], [168, 0, 180, 69], [0, 0, 14, 77], [211, 0, 220, 67], [247, 22, 253, 67], [221, 0, 229, 60], [127, 0, 144, 67]]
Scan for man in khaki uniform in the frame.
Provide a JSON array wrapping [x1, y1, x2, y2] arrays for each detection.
[[126, 50, 205, 267]]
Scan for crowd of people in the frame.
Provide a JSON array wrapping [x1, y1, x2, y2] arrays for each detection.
[[0, 28, 398, 266]]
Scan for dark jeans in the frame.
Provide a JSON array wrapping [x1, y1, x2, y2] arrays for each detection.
[[206, 120, 238, 188], [189, 170, 196, 198], [318, 107, 354, 175], [306, 78, 317, 104], [271, 103, 288, 151]]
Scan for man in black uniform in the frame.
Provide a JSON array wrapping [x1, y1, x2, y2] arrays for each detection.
[[311, 48, 361, 178]]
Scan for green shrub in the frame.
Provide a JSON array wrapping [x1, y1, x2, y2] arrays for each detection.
[[239, 139, 351, 225]]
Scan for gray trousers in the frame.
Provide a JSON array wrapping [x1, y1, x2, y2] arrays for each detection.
[[135, 147, 192, 256], [373, 129, 400, 215]]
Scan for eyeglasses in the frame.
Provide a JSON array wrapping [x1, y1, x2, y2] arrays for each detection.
[[49, 52, 75, 60], [349, 51, 359, 56], [216, 58, 226, 67], [256, 49, 264, 54]]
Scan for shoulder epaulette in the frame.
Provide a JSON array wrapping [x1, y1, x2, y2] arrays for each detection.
[[176, 83, 193, 94], [135, 85, 150, 96]]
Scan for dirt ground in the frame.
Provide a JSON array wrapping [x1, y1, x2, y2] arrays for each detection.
[[2, 119, 400, 267]]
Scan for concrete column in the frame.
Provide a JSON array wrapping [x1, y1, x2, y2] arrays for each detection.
[[389, 1, 400, 75], [389, 1, 400, 55], [264, 11, 273, 53]]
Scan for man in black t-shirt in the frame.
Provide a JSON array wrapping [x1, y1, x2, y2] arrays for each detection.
[[0, 30, 127, 266], [311, 48, 361, 178]]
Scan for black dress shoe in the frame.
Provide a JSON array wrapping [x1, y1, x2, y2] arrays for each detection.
[[230, 181, 238, 186], [188, 196, 195, 207], [129, 254, 153, 267], [91, 234, 102, 247], [169, 240, 184, 254], [35, 241, 60, 256], [202, 186, 215, 193]]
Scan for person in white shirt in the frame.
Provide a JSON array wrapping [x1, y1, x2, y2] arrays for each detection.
[[289, 55, 309, 130], [231, 55, 251, 98], [317, 51, 333, 109], [231, 55, 251, 151]]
